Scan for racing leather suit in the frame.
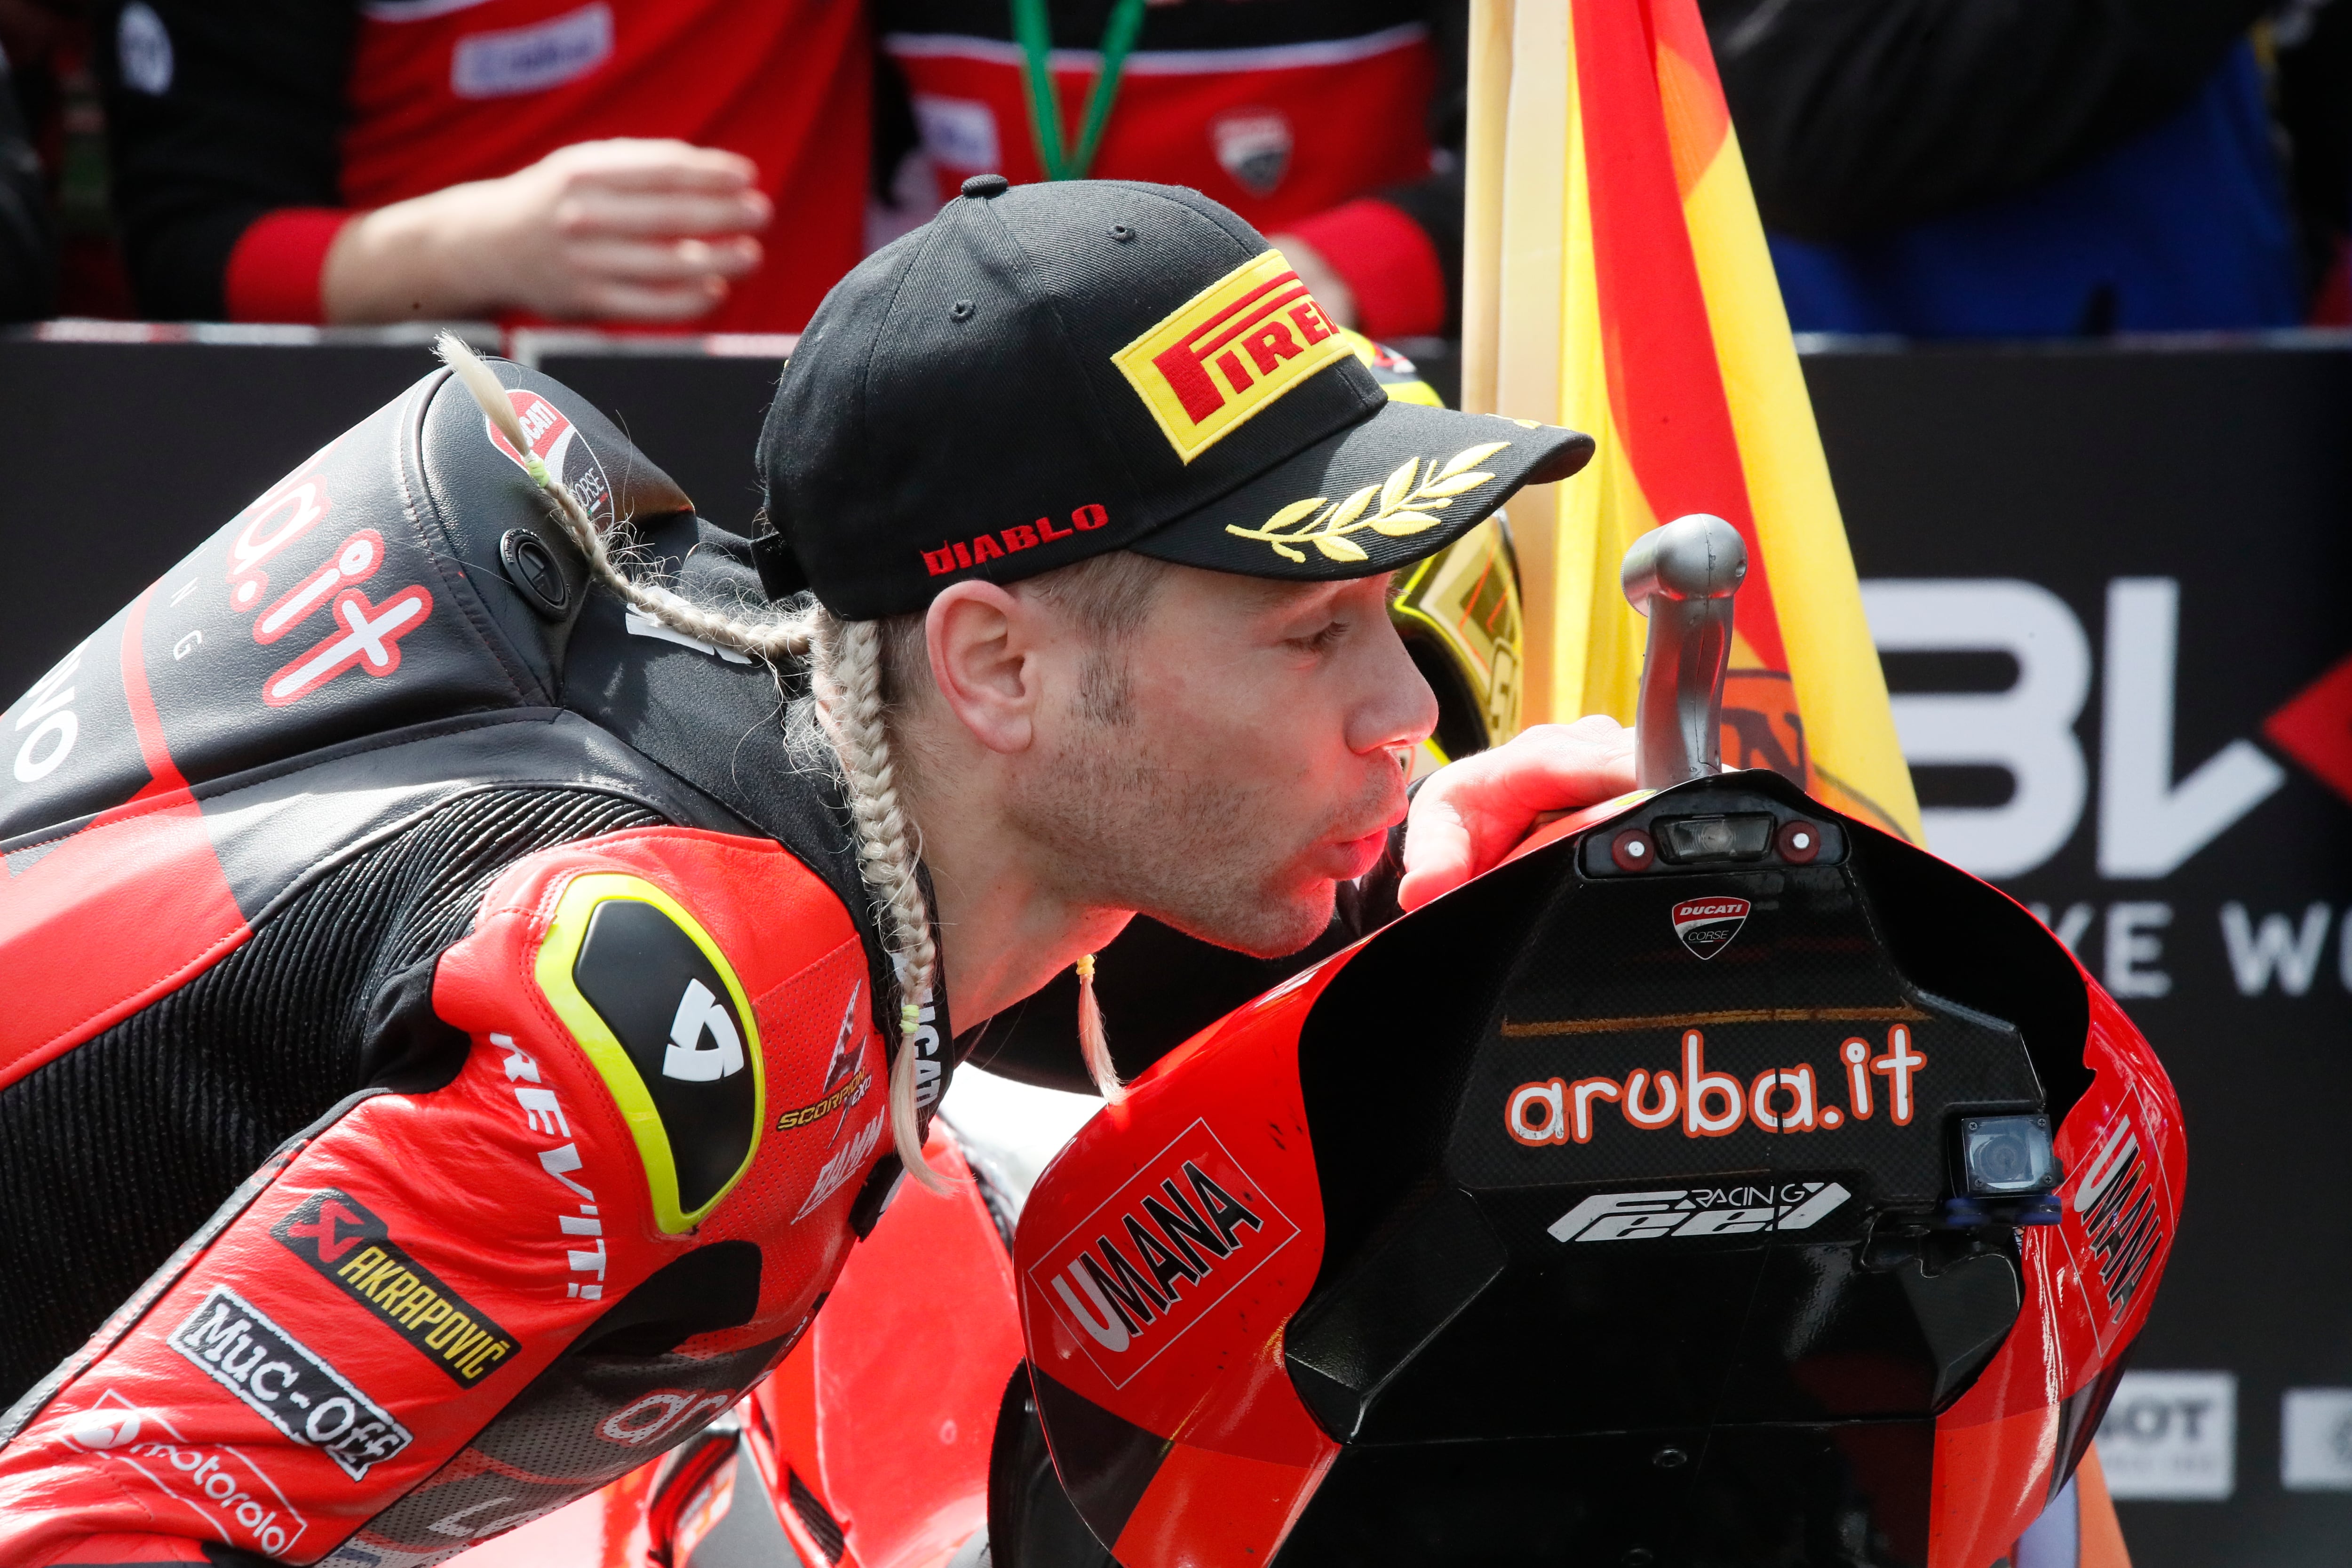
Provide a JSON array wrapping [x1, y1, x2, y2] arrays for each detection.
[[0, 363, 932, 1564]]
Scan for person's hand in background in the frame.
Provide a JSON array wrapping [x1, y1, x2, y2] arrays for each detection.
[[321, 138, 769, 324]]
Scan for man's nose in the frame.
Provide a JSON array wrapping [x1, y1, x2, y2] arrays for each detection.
[[1347, 629, 1440, 759]]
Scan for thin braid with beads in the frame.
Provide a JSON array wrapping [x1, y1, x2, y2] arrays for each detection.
[[435, 334, 952, 1191]]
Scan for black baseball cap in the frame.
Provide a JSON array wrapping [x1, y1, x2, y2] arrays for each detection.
[[755, 176, 1594, 620]]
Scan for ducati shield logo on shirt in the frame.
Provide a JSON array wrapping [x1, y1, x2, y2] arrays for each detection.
[[1210, 109, 1293, 198]]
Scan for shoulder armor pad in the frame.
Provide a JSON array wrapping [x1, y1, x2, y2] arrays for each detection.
[[535, 871, 767, 1233], [0, 360, 689, 844]]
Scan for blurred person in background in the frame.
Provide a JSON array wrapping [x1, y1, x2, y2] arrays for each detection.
[[1703, 0, 2351, 336], [95, 0, 866, 328], [2272, 0, 2352, 320], [0, 36, 55, 319], [97, 0, 2334, 342], [877, 0, 2347, 354], [876, 1, 1470, 345]]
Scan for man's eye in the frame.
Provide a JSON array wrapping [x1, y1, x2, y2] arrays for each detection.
[[1290, 620, 1348, 653]]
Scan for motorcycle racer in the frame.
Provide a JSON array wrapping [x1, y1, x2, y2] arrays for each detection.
[[0, 175, 1623, 1564]]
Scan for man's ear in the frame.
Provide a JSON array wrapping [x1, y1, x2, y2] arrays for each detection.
[[926, 580, 1039, 755]]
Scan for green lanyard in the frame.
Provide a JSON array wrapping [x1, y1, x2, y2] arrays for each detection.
[[1010, 0, 1147, 182]]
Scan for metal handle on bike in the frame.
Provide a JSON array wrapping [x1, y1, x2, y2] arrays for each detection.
[[1622, 513, 1746, 790]]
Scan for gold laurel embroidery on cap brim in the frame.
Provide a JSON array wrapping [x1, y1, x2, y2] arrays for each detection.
[[1224, 441, 1511, 564]]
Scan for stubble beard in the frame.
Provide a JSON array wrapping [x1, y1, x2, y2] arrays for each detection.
[[1010, 693, 1356, 961]]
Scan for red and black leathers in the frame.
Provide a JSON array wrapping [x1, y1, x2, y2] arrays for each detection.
[[0, 363, 938, 1564], [96, 0, 868, 327]]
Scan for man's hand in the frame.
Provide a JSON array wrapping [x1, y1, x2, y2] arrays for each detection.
[[323, 139, 771, 324], [1398, 716, 1637, 911]]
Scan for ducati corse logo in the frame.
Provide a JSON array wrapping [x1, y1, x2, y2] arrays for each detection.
[[1672, 897, 1749, 959], [485, 388, 612, 524]]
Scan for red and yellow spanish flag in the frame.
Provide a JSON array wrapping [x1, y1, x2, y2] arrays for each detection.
[[1460, 8, 2148, 1563], [1461, 0, 1921, 844]]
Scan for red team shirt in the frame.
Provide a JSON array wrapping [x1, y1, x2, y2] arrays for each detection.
[[883, 23, 1432, 231], [881, 15, 1447, 337], [217, 1, 1450, 337], [226, 0, 871, 331]]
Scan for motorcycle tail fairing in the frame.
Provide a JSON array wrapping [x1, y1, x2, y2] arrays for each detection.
[[1013, 768, 2182, 1568]]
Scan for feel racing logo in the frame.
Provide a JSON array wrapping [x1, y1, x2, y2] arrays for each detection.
[[1548, 1181, 1852, 1243]]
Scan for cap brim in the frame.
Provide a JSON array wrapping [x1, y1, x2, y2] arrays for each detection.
[[1128, 400, 1594, 581]]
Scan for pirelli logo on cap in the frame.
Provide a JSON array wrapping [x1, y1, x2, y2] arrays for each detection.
[[1113, 251, 1352, 463]]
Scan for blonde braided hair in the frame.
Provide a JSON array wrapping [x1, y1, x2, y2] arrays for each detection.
[[810, 615, 948, 1185], [436, 334, 952, 1191]]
